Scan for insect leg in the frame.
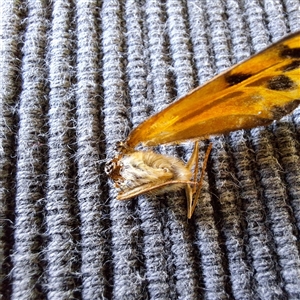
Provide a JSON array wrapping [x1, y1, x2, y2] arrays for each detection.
[[185, 141, 200, 218], [186, 143, 212, 219]]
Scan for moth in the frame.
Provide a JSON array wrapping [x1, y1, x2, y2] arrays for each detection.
[[105, 31, 300, 219]]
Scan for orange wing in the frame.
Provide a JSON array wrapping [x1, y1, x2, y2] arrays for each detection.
[[126, 31, 300, 148]]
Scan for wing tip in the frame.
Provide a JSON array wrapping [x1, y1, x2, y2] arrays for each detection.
[[271, 99, 300, 120]]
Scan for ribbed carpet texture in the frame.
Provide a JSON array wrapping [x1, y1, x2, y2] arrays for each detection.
[[1, 0, 300, 299]]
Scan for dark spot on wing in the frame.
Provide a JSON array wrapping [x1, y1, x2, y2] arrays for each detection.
[[267, 75, 296, 91], [280, 46, 300, 58], [271, 99, 300, 119], [226, 73, 252, 86], [280, 60, 300, 72]]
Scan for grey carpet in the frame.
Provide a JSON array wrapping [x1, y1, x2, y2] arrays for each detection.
[[1, 0, 300, 299]]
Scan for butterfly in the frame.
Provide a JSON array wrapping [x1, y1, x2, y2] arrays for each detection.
[[105, 31, 300, 219]]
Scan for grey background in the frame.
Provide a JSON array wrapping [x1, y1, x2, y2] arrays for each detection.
[[1, 0, 300, 299]]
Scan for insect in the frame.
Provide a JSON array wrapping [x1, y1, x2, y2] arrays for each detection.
[[105, 31, 300, 219]]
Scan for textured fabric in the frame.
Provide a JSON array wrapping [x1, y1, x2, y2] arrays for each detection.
[[0, 0, 300, 299]]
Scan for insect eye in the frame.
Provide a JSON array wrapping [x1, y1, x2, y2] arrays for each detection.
[[105, 156, 123, 181], [104, 160, 114, 175], [105, 159, 121, 174]]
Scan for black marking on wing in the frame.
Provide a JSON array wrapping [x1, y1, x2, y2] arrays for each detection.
[[226, 73, 252, 86], [280, 46, 300, 58], [271, 99, 300, 119], [281, 60, 300, 72], [267, 75, 296, 91]]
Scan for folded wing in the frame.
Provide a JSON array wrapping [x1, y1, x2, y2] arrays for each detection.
[[126, 31, 300, 148]]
